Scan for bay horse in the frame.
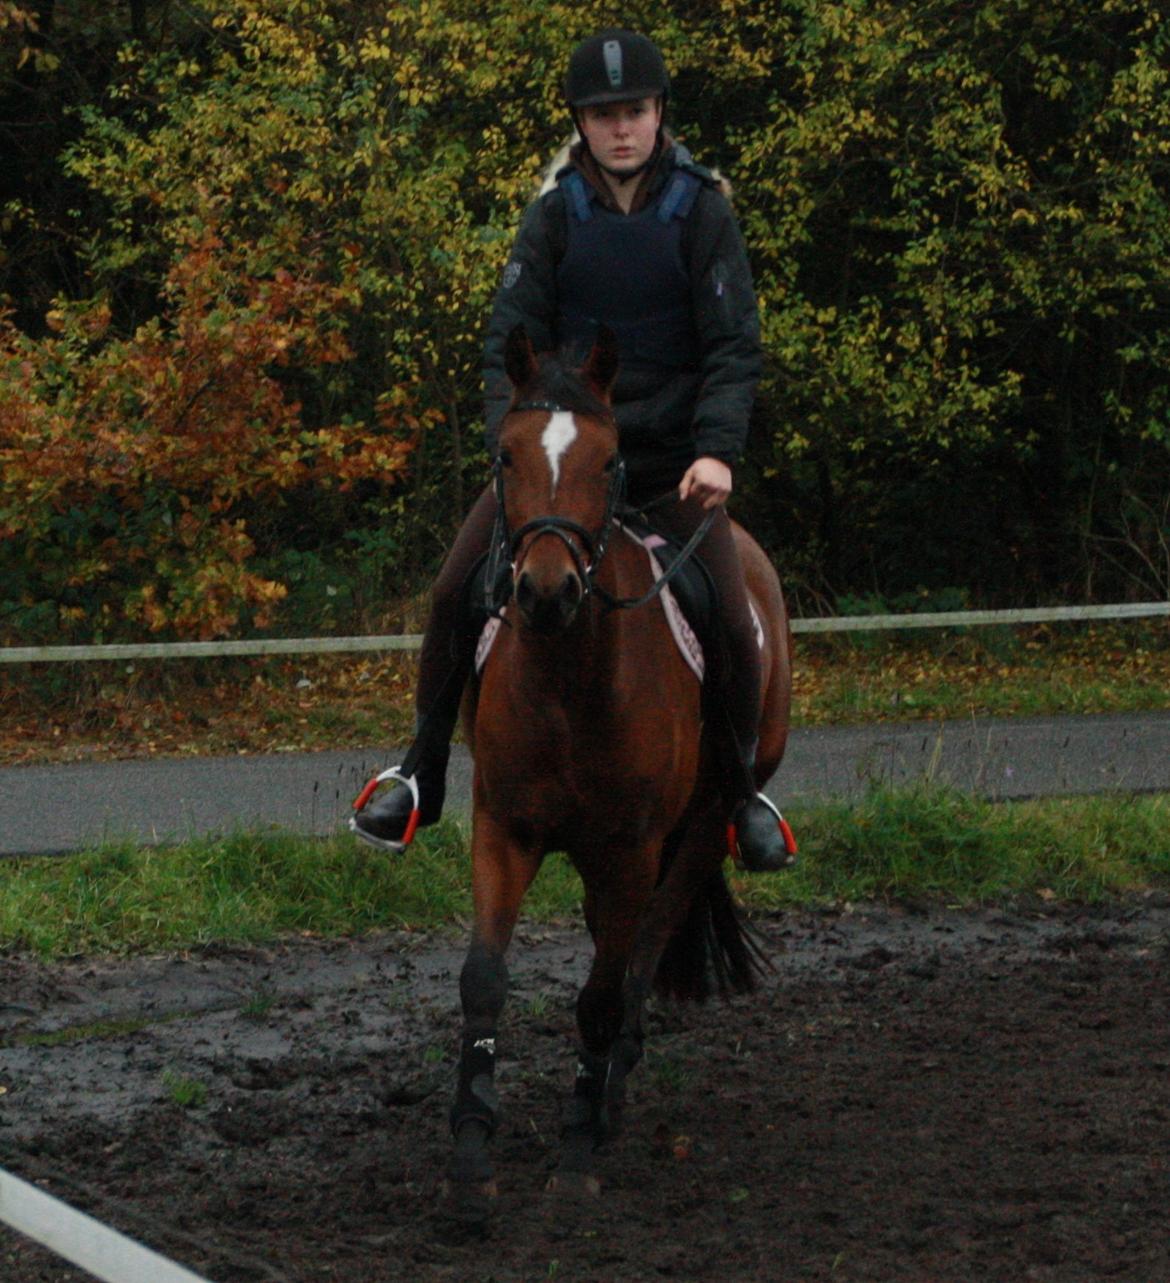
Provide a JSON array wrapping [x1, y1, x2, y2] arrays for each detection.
[[444, 325, 792, 1223]]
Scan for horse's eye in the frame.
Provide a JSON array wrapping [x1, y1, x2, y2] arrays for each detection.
[[498, 448, 513, 468], [603, 455, 617, 474]]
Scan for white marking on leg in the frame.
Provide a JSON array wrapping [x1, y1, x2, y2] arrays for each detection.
[[542, 411, 578, 496]]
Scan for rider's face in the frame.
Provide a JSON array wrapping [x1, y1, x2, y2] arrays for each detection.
[[578, 97, 662, 177]]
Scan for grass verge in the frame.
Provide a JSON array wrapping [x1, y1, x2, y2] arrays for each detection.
[[2, 788, 1167, 959]]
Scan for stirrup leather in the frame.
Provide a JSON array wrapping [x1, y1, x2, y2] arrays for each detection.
[[350, 766, 422, 852]]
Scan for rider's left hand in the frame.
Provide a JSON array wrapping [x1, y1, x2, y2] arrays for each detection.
[[679, 456, 732, 509]]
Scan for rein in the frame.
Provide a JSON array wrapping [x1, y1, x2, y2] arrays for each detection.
[[594, 498, 716, 613], [485, 399, 714, 617]]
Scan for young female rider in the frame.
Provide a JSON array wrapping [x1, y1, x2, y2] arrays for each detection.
[[353, 29, 789, 872]]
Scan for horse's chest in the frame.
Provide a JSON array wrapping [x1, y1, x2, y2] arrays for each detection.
[[473, 697, 694, 840]]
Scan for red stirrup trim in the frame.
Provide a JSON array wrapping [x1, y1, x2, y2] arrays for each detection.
[[353, 776, 380, 812], [725, 809, 799, 863], [780, 816, 798, 856]]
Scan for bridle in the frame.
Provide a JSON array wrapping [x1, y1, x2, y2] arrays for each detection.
[[484, 400, 626, 616], [484, 398, 713, 618]]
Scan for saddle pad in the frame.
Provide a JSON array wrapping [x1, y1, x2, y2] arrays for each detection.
[[639, 534, 705, 682], [635, 532, 765, 667]]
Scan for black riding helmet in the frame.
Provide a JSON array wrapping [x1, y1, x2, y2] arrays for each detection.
[[564, 29, 670, 109]]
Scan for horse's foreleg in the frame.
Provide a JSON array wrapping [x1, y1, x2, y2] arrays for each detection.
[[443, 814, 539, 1226]]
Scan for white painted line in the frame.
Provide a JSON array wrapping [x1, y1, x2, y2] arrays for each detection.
[[0, 1165, 215, 1283]]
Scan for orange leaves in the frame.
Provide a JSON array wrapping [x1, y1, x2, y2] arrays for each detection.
[[0, 228, 414, 642]]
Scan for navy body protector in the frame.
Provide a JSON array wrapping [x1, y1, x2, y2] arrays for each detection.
[[554, 166, 704, 374]]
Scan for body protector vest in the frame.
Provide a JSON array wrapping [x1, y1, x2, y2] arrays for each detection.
[[554, 167, 703, 380]]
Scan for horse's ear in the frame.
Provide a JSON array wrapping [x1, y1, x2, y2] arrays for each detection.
[[582, 325, 619, 399], [504, 324, 538, 389]]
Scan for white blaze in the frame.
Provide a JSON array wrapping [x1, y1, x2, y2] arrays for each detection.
[[541, 411, 578, 495]]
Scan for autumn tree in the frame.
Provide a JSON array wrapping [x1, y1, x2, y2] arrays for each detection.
[[2, 0, 1168, 644]]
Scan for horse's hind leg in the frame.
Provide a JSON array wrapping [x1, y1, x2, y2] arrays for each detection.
[[550, 850, 656, 1196], [440, 814, 540, 1230], [607, 806, 725, 1117]]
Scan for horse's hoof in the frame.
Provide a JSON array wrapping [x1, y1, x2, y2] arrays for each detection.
[[546, 1170, 601, 1199], [435, 1178, 498, 1239]]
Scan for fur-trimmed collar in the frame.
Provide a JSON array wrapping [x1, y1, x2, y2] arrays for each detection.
[[540, 132, 680, 214]]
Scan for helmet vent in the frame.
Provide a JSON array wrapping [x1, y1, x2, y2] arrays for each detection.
[[603, 39, 623, 87]]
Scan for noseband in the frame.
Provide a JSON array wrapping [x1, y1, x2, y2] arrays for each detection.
[[486, 400, 627, 613]]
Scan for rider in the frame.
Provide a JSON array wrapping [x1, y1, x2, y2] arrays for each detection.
[[353, 28, 790, 872]]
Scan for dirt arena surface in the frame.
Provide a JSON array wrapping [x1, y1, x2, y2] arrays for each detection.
[[2, 901, 1169, 1282]]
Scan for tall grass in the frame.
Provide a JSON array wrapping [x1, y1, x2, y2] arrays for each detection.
[[743, 787, 1170, 910], [2, 790, 1168, 959]]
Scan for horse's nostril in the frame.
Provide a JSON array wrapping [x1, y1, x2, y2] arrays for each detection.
[[560, 573, 582, 604]]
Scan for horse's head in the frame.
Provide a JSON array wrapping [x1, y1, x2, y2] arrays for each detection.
[[496, 325, 622, 635]]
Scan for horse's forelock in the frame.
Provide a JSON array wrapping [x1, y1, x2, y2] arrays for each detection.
[[519, 353, 612, 425]]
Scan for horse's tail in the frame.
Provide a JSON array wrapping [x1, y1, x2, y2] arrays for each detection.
[[653, 868, 770, 1003]]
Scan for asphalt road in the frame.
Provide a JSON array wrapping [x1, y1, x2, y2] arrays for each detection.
[[2, 710, 1168, 858]]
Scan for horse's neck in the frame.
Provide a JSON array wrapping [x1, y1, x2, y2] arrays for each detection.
[[511, 609, 617, 694]]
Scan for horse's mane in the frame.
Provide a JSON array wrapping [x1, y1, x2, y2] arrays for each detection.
[[515, 352, 613, 424]]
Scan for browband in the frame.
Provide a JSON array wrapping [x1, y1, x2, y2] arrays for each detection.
[[511, 399, 567, 414]]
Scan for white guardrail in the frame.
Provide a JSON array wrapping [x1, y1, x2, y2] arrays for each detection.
[[0, 1165, 215, 1283], [0, 601, 1167, 663]]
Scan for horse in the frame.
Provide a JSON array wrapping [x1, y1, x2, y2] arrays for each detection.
[[442, 324, 793, 1224]]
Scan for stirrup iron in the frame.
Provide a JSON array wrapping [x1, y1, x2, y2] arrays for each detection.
[[350, 766, 422, 852], [726, 792, 798, 867]]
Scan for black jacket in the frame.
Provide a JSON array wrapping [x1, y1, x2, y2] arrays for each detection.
[[482, 142, 762, 496]]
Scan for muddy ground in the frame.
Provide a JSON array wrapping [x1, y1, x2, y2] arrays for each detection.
[[2, 902, 1169, 1282]]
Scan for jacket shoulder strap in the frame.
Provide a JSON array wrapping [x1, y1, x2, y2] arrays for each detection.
[[656, 169, 704, 223], [559, 169, 594, 223]]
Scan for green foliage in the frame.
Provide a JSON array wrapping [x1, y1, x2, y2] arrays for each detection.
[[725, 0, 1170, 601], [2, 0, 1169, 636]]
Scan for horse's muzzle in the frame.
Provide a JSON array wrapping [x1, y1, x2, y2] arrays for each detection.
[[514, 567, 584, 634]]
